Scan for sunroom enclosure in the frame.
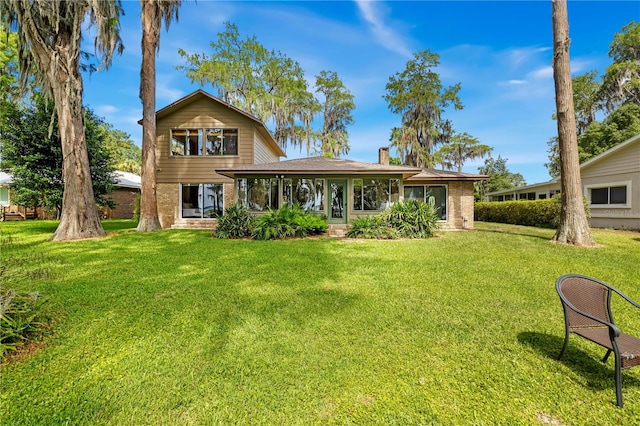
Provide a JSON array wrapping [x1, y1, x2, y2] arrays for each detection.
[[231, 175, 449, 224]]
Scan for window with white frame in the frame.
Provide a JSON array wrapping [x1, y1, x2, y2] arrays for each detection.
[[353, 178, 399, 211], [237, 178, 279, 211], [181, 183, 224, 218], [171, 128, 238, 156], [404, 185, 448, 220], [587, 182, 630, 207]]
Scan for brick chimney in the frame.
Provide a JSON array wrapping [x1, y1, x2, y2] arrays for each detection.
[[378, 147, 389, 165]]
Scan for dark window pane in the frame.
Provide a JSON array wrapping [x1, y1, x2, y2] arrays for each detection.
[[610, 186, 627, 204], [591, 187, 608, 204], [426, 186, 447, 220], [182, 184, 201, 218], [223, 129, 238, 155]]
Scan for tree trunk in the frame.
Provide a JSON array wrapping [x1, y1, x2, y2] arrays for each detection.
[[137, 0, 162, 232], [551, 0, 595, 246], [42, 24, 105, 241]]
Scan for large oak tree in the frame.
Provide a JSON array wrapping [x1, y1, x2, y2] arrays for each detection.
[[1, 0, 123, 241]]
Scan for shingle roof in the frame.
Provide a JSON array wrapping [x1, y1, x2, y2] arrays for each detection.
[[407, 169, 488, 182], [216, 156, 488, 181]]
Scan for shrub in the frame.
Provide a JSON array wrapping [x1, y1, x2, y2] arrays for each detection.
[[346, 215, 397, 239], [474, 195, 590, 228], [0, 288, 47, 360], [347, 200, 440, 239], [214, 204, 255, 239], [252, 204, 327, 240], [381, 199, 440, 238]]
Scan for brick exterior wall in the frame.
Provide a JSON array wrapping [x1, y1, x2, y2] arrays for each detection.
[[444, 181, 475, 230], [102, 188, 139, 219], [157, 183, 178, 229]]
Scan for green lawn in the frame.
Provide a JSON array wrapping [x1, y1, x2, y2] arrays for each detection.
[[2, 220, 640, 424]]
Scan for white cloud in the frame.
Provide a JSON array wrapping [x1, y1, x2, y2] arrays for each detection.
[[156, 74, 185, 102], [95, 104, 119, 117], [354, 0, 413, 59], [528, 66, 554, 80]]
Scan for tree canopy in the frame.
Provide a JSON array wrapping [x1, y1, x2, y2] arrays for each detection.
[[546, 21, 640, 178], [434, 132, 492, 173], [0, 98, 116, 217], [384, 50, 463, 168], [315, 70, 355, 157], [475, 155, 525, 201], [177, 22, 322, 153]]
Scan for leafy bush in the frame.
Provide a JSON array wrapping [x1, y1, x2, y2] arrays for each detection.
[[381, 199, 440, 238], [251, 204, 327, 240], [214, 204, 255, 239], [293, 213, 328, 237], [347, 200, 440, 239], [474, 195, 590, 228], [0, 288, 47, 360], [346, 215, 397, 239]]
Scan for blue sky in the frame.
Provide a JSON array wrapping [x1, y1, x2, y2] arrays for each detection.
[[81, 0, 639, 184]]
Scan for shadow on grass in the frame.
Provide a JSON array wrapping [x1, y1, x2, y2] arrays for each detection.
[[518, 331, 640, 392], [474, 226, 554, 242]]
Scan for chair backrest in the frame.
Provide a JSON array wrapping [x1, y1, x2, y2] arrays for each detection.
[[556, 275, 612, 328]]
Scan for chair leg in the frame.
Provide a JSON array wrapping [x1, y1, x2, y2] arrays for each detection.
[[558, 330, 570, 360], [615, 356, 623, 407], [602, 349, 612, 363]]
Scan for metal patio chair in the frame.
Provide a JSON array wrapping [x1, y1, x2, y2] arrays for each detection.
[[556, 274, 640, 407]]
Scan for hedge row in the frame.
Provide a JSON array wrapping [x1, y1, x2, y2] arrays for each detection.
[[474, 197, 563, 228]]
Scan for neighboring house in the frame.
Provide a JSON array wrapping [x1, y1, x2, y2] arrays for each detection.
[[153, 89, 488, 232], [101, 171, 141, 219], [1, 170, 141, 221], [0, 172, 11, 208], [485, 133, 640, 229]]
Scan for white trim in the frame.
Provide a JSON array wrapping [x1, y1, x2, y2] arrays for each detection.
[[584, 180, 631, 209]]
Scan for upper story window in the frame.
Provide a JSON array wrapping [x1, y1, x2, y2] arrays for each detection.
[[206, 128, 238, 156], [171, 128, 238, 156]]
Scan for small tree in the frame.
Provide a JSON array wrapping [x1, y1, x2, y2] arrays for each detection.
[[0, 98, 116, 217]]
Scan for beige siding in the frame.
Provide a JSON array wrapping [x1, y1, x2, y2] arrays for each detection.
[[156, 97, 256, 184], [582, 142, 640, 178], [582, 141, 640, 229], [254, 132, 280, 164]]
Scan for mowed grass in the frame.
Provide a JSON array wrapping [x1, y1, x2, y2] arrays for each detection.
[[1, 220, 640, 425]]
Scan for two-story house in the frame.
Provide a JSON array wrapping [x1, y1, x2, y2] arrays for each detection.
[[153, 90, 487, 232]]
